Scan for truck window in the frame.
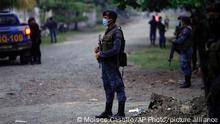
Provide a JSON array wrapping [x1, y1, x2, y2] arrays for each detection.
[[0, 15, 19, 26]]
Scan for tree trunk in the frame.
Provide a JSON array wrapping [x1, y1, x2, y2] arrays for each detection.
[[74, 11, 79, 30], [74, 22, 78, 30]]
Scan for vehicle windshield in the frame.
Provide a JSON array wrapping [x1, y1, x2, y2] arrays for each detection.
[[0, 15, 19, 26]]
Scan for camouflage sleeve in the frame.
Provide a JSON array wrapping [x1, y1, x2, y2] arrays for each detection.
[[175, 27, 191, 44], [100, 29, 122, 58]]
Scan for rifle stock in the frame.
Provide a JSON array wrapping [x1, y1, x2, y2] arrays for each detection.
[[98, 34, 102, 52], [168, 43, 175, 66], [98, 34, 102, 67], [169, 25, 182, 67]]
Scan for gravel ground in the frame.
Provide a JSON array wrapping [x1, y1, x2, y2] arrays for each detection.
[[0, 17, 203, 124]]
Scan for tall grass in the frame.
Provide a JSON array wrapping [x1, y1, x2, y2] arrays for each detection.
[[129, 46, 180, 70]]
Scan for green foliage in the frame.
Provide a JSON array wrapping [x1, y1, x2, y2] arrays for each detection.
[[0, 0, 12, 10], [170, 0, 205, 9], [0, 0, 36, 10], [129, 47, 179, 70], [141, 0, 170, 11], [41, 30, 82, 45], [113, 0, 140, 9], [40, 0, 92, 12], [14, 0, 36, 10], [113, 0, 205, 11], [39, 0, 93, 24], [92, 0, 116, 9], [54, 15, 88, 23]]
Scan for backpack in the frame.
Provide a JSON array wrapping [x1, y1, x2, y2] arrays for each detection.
[[117, 27, 127, 67]]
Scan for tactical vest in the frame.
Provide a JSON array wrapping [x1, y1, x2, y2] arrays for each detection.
[[101, 26, 118, 52], [181, 26, 193, 50], [101, 26, 127, 67]]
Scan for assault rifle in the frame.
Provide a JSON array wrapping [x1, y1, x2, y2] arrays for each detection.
[[168, 25, 182, 67], [168, 43, 175, 67], [98, 34, 102, 68]]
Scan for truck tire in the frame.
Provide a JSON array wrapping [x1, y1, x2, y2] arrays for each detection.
[[20, 50, 31, 64]]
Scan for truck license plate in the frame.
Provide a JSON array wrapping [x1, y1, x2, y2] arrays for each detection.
[[0, 33, 24, 43]]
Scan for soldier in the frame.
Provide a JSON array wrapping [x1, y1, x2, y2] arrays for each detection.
[[191, 10, 208, 71], [46, 17, 57, 43], [164, 16, 170, 30], [173, 17, 193, 88], [148, 15, 157, 46], [158, 17, 166, 48], [155, 13, 161, 22], [204, 0, 220, 120], [28, 17, 41, 64], [94, 10, 127, 119]]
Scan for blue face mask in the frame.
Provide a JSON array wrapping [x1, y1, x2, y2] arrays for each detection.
[[102, 18, 109, 27]]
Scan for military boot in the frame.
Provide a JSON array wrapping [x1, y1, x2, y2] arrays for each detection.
[[95, 102, 113, 119], [36, 57, 41, 64], [180, 75, 191, 88], [112, 102, 125, 120], [31, 57, 36, 65]]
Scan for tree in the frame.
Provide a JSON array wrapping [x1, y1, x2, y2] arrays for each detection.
[[113, 0, 205, 11], [113, 0, 140, 10], [39, 0, 93, 30], [0, 0, 36, 11]]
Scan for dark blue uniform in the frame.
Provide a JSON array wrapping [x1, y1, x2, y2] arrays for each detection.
[[46, 18, 57, 43], [176, 26, 193, 76], [100, 26, 127, 104], [149, 18, 157, 45], [158, 21, 166, 48]]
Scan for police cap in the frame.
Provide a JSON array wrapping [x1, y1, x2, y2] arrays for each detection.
[[103, 10, 117, 21], [28, 17, 35, 23], [181, 16, 191, 25]]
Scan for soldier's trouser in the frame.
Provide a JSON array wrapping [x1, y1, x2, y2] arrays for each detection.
[[150, 30, 156, 44], [192, 43, 198, 69], [50, 30, 57, 43], [180, 48, 193, 76], [31, 43, 41, 62], [208, 75, 220, 121], [159, 32, 166, 48], [101, 62, 126, 104]]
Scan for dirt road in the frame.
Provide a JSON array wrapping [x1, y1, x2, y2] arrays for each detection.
[[0, 17, 203, 124]]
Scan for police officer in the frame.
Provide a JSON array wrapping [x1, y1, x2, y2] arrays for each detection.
[[191, 10, 208, 71], [28, 17, 41, 64], [46, 17, 57, 43], [148, 15, 157, 46], [94, 10, 127, 119], [164, 16, 170, 30], [204, 0, 220, 120], [158, 17, 166, 48], [173, 17, 193, 88]]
